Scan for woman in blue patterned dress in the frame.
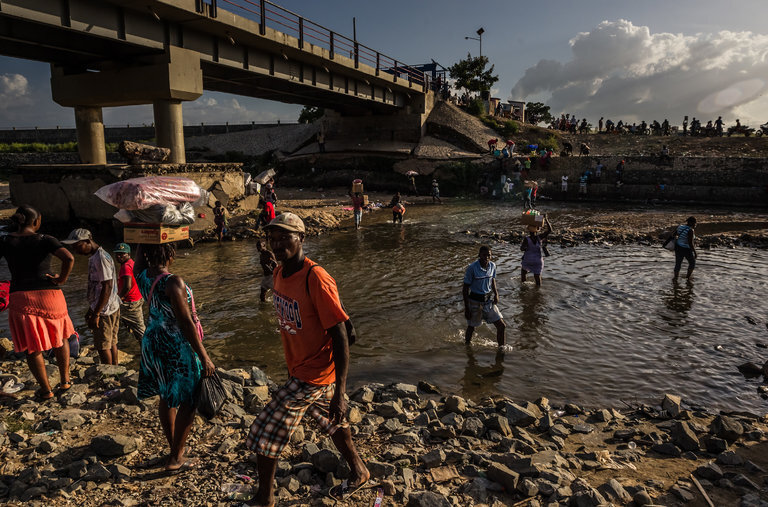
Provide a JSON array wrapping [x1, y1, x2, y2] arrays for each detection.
[[134, 243, 215, 473]]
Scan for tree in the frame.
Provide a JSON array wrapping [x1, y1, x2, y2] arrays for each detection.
[[524, 102, 553, 125], [448, 54, 499, 95], [298, 106, 324, 124]]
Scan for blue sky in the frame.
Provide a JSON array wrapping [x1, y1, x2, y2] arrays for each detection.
[[2, 0, 768, 128]]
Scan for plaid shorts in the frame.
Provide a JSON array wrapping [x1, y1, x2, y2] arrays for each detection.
[[245, 377, 342, 458]]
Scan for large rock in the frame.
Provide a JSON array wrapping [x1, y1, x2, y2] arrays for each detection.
[[406, 491, 451, 507], [485, 414, 511, 436], [598, 479, 633, 504], [249, 367, 269, 386], [118, 141, 170, 164], [695, 463, 724, 481], [662, 393, 683, 418], [85, 364, 127, 378], [375, 401, 403, 418], [49, 409, 87, 430], [420, 449, 445, 469], [90, 435, 140, 457], [672, 421, 700, 451], [571, 478, 607, 507], [311, 448, 340, 473], [486, 462, 519, 492], [367, 460, 396, 479], [444, 395, 467, 414], [505, 403, 537, 427], [710, 415, 744, 443]]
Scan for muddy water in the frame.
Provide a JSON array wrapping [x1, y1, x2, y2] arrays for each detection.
[[2, 202, 767, 412]]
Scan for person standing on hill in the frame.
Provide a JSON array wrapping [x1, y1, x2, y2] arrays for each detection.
[[615, 160, 625, 183], [462, 245, 506, 346], [114, 243, 145, 343], [63, 229, 121, 365], [246, 213, 369, 506], [664, 216, 697, 280]]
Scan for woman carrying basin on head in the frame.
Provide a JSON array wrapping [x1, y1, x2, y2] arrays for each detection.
[[520, 215, 552, 287]]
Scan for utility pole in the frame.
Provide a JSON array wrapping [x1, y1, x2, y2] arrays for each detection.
[[465, 27, 484, 57]]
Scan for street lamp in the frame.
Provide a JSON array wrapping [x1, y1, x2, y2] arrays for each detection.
[[465, 27, 484, 57]]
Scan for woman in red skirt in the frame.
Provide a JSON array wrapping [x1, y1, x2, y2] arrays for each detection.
[[1, 206, 75, 400]]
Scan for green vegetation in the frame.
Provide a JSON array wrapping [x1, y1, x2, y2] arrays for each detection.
[[448, 54, 499, 95], [540, 133, 559, 152], [480, 116, 521, 138], [298, 106, 325, 124], [0, 142, 119, 152], [4, 414, 32, 434], [524, 102, 553, 126]]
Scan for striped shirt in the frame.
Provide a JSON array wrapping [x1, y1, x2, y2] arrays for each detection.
[[676, 225, 693, 248]]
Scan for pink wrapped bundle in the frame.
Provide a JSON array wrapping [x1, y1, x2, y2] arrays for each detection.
[[95, 177, 203, 210]]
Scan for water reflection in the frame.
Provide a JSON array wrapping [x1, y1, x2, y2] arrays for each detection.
[[660, 279, 696, 326], [460, 345, 505, 396], [512, 286, 547, 349]]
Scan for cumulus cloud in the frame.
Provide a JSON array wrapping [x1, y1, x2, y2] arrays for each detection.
[[511, 20, 768, 124], [0, 73, 32, 109]]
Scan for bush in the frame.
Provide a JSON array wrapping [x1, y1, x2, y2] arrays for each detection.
[[466, 98, 486, 116], [503, 120, 519, 137], [540, 134, 559, 153]]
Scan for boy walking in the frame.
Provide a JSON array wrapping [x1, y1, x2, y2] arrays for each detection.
[[62, 229, 121, 365], [463, 245, 506, 346], [114, 243, 145, 342]]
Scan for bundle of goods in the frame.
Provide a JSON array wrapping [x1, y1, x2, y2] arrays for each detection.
[[520, 209, 544, 226], [524, 180, 537, 188], [352, 179, 364, 194], [95, 176, 207, 243]]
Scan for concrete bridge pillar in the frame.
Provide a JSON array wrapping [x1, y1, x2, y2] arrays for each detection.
[[74, 106, 106, 164], [153, 100, 185, 163]]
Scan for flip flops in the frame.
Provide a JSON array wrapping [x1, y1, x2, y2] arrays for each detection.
[[164, 458, 199, 476], [328, 478, 372, 502], [56, 382, 72, 394], [34, 389, 54, 401]]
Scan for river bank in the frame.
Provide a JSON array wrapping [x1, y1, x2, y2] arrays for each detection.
[[218, 187, 768, 249], [2, 346, 768, 506]]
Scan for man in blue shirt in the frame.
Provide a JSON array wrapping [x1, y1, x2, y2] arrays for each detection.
[[462, 246, 506, 346], [664, 216, 697, 280]]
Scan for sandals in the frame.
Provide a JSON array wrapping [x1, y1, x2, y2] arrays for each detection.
[[328, 478, 372, 501], [164, 458, 199, 476], [56, 382, 72, 394], [34, 389, 54, 401]]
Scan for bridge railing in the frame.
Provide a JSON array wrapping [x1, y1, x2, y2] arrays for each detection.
[[208, 0, 427, 90]]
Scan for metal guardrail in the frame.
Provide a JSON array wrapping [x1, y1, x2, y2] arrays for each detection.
[[198, 0, 427, 90]]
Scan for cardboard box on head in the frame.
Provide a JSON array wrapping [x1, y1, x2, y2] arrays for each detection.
[[124, 223, 189, 244]]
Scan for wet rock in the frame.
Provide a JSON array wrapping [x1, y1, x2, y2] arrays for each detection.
[[418, 381, 440, 394], [738, 362, 763, 377], [407, 491, 451, 507], [90, 435, 140, 456], [711, 415, 744, 443], [662, 393, 683, 418], [598, 478, 633, 504], [672, 421, 700, 451], [717, 450, 744, 466], [444, 395, 467, 414], [505, 402, 537, 427], [696, 463, 724, 481], [420, 449, 446, 468], [487, 462, 519, 491], [368, 460, 396, 479]]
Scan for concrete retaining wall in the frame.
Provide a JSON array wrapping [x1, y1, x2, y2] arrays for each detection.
[[9, 163, 249, 226]]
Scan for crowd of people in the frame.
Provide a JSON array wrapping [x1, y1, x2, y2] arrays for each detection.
[[549, 113, 755, 137]]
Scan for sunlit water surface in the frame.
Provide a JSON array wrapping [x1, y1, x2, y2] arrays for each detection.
[[2, 202, 767, 412]]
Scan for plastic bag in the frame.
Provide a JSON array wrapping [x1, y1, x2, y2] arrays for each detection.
[[95, 176, 203, 210], [113, 203, 196, 225], [196, 372, 228, 420]]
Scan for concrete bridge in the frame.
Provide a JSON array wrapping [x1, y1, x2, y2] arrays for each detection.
[[0, 0, 432, 164]]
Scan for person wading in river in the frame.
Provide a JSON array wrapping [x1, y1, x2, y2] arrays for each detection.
[[245, 213, 369, 506], [462, 245, 506, 346], [664, 216, 697, 280], [521, 216, 552, 287]]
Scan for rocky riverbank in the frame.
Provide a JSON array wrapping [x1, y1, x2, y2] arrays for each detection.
[[2, 344, 768, 506]]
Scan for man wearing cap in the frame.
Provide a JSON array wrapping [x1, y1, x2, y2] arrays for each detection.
[[245, 213, 369, 506], [114, 243, 145, 342], [62, 229, 121, 365]]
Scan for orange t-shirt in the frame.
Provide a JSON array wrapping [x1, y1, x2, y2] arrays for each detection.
[[272, 258, 348, 385]]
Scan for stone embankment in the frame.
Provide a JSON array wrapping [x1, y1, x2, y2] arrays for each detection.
[[2, 345, 768, 506]]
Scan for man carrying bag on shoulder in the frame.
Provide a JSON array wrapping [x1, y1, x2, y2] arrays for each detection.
[[244, 213, 369, 506]]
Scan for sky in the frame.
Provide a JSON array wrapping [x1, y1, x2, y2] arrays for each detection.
[[2, 0, 768, 128]]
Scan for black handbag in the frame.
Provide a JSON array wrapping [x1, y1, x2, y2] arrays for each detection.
[[196, 372, 228, 419]]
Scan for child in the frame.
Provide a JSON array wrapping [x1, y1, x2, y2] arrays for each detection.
[[392, 202, 405, 223], [213, 201, 228, 241], [256, 240, 277, 301]]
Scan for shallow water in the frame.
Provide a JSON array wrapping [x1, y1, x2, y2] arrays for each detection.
[[3, 201, 768, 412]]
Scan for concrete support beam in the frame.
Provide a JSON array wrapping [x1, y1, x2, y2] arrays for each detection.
[[153, 100, 185, 164], [74, 106, 106, 164]]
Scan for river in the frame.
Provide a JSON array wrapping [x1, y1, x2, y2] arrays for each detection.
[[2, 202, 767, 413]]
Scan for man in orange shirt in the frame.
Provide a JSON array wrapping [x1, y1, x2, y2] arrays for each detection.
[[245, 213, 369, 506]]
